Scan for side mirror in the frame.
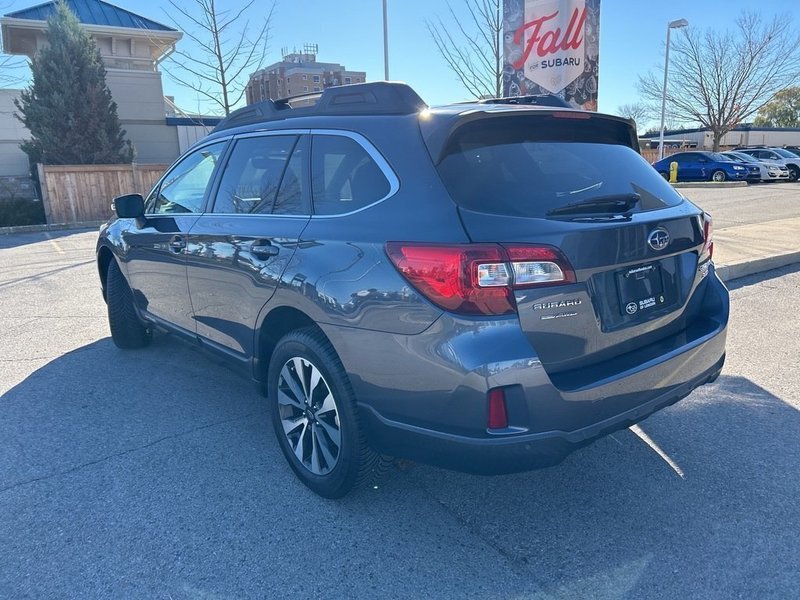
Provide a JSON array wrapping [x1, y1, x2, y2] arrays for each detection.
[[112, 193, 144, 219]]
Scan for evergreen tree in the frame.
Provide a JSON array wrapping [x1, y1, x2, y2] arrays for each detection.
[[14, 1, 134, 164]]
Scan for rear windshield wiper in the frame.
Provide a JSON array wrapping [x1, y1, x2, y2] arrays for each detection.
[[545, 193, 641, 218]]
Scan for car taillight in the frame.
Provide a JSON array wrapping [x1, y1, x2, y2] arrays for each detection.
[[700, 213, 713, 262], [385, 242, 576, 316]]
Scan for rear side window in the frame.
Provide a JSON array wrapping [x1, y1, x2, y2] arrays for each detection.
[[311, 135, 391, 215], [437, 117, 683, 218], [213, 135, 299, 214]]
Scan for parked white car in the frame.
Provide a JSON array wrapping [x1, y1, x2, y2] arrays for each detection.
[[722, 151, 790, 182]]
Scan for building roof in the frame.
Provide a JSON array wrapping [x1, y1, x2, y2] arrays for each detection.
[[5, 0, 176, 32], [641, 123, 800, 139]]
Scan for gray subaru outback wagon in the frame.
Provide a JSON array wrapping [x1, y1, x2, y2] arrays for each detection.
[[97, 82, 728, 497]]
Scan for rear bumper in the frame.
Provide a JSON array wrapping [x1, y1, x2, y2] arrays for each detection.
[[322, 268, 729, 475], [359, 340, 725, 475]]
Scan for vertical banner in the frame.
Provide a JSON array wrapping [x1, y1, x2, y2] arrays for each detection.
[[503, 0, 600, 110]]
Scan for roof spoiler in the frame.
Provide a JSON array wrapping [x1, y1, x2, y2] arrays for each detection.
[[215, 81, 428, 131]]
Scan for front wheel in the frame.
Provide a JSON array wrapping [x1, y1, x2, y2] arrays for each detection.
[[711, 170, 726, 182], [106, 259, 150, 349], [788, 166, 799, 181], [267, 328, 390, 498]]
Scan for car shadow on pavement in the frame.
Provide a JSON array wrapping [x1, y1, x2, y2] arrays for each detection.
[[1, 336, 798, 599], [0, 228, 98, 250]]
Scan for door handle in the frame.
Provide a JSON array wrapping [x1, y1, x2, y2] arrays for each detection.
[[250, 241, 280, 259], [168, 236, 186, 253]]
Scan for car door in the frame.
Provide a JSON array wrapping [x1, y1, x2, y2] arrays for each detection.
[[671, 152, 697, 180], [186, 133, 311, 362], [123, 140, 227, 334]]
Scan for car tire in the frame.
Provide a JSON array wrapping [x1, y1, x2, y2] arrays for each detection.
[[711, 170, 726, 182], [106, 259, 150, 349], [789, 166, 799, 181], [267, 327, 392, 498]]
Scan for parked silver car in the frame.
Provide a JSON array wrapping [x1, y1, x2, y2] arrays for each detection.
[[722, 151, 790, 182], [735, 147, 800, 181]]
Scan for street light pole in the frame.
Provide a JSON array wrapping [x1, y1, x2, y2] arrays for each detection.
[[658, 18, 689, 160], [383, 0, 390, 80]]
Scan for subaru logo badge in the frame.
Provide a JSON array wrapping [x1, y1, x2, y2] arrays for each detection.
[[648, 228, 670, 251]]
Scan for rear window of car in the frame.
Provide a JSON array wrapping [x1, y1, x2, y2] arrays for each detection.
[[436, 117, 684, 218]]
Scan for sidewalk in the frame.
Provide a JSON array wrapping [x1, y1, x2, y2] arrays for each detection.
[[714, 216, 800, 282]]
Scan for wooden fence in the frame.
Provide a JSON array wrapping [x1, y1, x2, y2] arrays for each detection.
[[640, 147, 685, 163], [37, 163, 167, 225]]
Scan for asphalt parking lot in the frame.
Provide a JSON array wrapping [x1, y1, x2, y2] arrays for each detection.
[[677, 181, 800, 229], [1, 223, 799, 598]]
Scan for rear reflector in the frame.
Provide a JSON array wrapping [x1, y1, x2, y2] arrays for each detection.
[[385, 242, 576, 316], [487, 388, 508, 429]]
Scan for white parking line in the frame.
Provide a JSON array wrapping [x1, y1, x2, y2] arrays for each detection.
[[629, 424, 685, 479]]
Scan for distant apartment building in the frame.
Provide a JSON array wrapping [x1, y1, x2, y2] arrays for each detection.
[[246, 47, 366, 104]]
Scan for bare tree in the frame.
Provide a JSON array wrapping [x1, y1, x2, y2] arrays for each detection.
[[638, 12, 800, 151], [616, 102, 650, 130], [162, 0, 274, 115], [0, 2, 26, 86], [0, 55, 26, 86], [427, 0, 502, 99]]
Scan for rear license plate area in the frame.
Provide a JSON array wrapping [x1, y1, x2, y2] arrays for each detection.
[[616, 263, 666, 316]]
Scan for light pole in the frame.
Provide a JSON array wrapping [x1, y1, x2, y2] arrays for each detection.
[[383, 0, 390, 80], [658, 18, 689, 160]]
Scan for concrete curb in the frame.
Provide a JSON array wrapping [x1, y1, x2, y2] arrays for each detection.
[[0, 221, 104, 235], [671, 182, 749, 189], [716, 250, 800, 282]]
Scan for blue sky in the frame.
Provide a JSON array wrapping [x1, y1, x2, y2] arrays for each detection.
[[1, 0, 794, 120]]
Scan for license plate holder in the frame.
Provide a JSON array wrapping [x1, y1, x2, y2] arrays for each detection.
[[616, 263, 666, 316]]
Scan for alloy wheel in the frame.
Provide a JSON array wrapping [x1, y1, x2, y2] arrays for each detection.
[[277, 357, 341, 475]]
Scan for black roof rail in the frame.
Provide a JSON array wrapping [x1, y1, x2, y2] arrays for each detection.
[[477, 94, 571, 108], [214, 81, 428, 131]]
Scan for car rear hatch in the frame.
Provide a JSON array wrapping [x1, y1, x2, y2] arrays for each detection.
[[422, 108, 712, 377]]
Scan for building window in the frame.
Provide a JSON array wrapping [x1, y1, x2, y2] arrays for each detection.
[[302, 74, 307, 80], [313, 87, 320, 92], [313, 75, 320, 83], [303, 86, 308, 92], [345, 77, 352, 84]]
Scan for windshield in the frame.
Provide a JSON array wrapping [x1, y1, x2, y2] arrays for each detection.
[[728, 152, 754, 163], [437, 118, 683, 218], [773, 148, 797, 158], [709, 153, 734, 162]]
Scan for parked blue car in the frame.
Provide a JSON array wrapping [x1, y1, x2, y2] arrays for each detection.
[[652, 151, 748, 182]]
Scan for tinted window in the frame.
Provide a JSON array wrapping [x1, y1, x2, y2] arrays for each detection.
[[311, 135, 391, 215], [213, 135, 298, 214], [149, 142, 225, 214], [437, 118, 683, 218]]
